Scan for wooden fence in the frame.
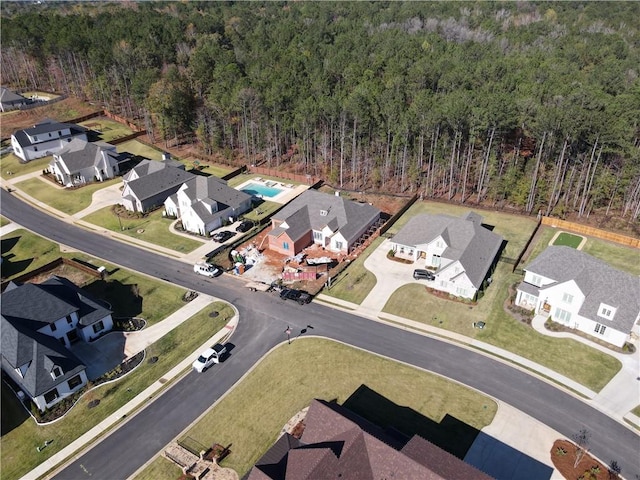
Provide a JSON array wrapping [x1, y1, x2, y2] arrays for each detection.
[[247, 166, 321, 185], [0, 257, 103, 292], [541, 217, 639, 248]]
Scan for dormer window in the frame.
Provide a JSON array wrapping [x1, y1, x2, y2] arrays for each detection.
[[598, 303, 616, 320], [51, 366, 63, 379], [320, 209, 328, 216]]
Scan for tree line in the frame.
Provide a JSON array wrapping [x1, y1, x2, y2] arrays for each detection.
[[2, 1, 639, 222]]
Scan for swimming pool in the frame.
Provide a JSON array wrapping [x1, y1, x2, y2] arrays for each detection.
[[241, 182, 284, 198]]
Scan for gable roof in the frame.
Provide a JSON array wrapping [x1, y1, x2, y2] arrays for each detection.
[[0, 87, 27, 104], [11, 119, 86, 149], [526, 246, 640, 332], [1, 276, 112, 330], [52, 138, 118, 172], [1, 316, 85, 397], [392, 212, 503, 288], [124, 160, 194, 201], [247, 399, 493, 480], [182, 176, 251, 210], [268, 190, 380, 244]]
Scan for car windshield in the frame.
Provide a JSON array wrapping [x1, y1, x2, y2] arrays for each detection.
[[197, 355, 207, 363]]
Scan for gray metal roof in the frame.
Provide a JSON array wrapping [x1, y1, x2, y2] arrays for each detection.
[[392, 212, 503, 288], [527, 246, 640, 332], [268, 190, 380, 245]]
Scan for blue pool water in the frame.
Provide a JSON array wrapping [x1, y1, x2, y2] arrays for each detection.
[[241, 182, 284, 198]]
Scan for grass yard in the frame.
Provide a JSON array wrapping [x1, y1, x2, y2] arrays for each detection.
[[552, 232, 584, 248], [0, 301, 234, 480], [0, 153, 52, 180], [79, 118, 133, 143], [81, 207, 203, 253], [1, 229, 62, 278], [322, 236, 383, 305], [116, 140, 165, 160], [525, 226, 640, 276], [183, 158, 232, 178], [632, 405, 640, 417], [15, 177, 120, 215], [387, 201, 538, 259], [382, 263, 621, 392], [134, 456, 182, 480], [0, 216, 10, 227], [241, 200, 281, 223], [168, 338, 497, 479], [226, 173, 301, 189]]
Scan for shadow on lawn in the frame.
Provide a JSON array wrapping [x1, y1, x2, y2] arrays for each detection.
[[1, 381, 29, 436], [83, 279, 143, 318], [342, 384, 480, 459], [0, 235, 34, 278]]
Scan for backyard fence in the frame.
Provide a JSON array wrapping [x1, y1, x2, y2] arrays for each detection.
[[541, 217, 640, 248], [0, 257, 103, 292], [248, 165, 321, 185]]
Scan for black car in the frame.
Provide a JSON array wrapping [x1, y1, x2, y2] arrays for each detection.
[[279, 288, 312, 305], [236, 220, 254, 233], [212, 230, 235, 243], [413, 269, 435, 281]]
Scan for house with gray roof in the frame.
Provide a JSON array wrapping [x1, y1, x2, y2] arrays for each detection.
[[266, 190, 381, 256], [164, 175, 252, 236], [121, 158, 194, 213], [247, 398, 493, 480], [1, 276, 113, 411], [49, 138, 126, 187], [391, 212, 503, 300], [10, 119, 88, 162], [0, 87, 29, 112], [516, 246, 640, 348]]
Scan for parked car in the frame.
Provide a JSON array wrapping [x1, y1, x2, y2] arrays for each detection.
[[212, 230, 235, 242], [279, 288, 312, 305], [193, 262, 220, 277], [192, 343, 227, 372], [236, 219, 254, 233], [413, 269, 435, 281]]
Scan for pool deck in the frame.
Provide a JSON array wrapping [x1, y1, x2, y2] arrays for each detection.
[[236, 177, 309, 205]]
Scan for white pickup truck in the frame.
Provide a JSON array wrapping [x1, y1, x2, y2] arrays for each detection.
[[193, 262, 219, 277]]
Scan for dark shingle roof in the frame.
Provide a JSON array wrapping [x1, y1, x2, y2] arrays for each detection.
[[181, 176, 252, 223], [0, 87, 27, 104], [247, 399, 494, 480], [268, 190, 380, 245], [392, 212, 503, 288], [125, 162, 194, 201], [11, 120, 86, 149], [51, 138, 117, 172], [526, 246, 640, 332]]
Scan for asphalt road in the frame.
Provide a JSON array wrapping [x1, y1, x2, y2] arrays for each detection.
[[1, 190, 638, 479]]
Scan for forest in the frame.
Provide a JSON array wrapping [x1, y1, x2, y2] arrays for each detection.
[[2, 1, 640, 226]]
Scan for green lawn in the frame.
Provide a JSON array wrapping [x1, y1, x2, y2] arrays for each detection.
[[383, 263, 621, 392], [1, 153, 52, 180], [241, 200, 281, 223], [116, 140, 165, 160], [387, 201, 539, 259], [134, 456, 182, 480], [0, 216, 10, 227], [632, 405, 640, 417], [79, 119, 133, 143], [525, 226, 640, 276], [322, 236, 382, 304], [162, 338, 497, 479], [552, 232, 584, 248], [0, 302, 234, 480], [1, 229, 62, 278], [81, 206, 203, 253], [15, 177, 120, 215]]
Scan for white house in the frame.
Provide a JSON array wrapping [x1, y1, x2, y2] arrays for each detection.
[[390, 212, 503, 300], [11, 119, 88, 162], [0, 87, 29, 112], [49, 138, 123, 187], [165, 175, 253, 236], [1, 276, 113, 411], [516, 246, 640, 348]]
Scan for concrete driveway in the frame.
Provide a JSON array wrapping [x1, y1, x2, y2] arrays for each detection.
[[71, 183, 123, 220], [70, 332, 126, 380]]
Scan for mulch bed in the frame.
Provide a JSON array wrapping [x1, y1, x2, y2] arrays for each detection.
[[550, 439, 619, 480]]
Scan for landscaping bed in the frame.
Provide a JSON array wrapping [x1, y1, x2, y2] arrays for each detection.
[[551, 439, 620, 480]]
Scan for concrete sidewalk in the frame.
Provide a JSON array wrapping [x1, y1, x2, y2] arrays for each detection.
[[20, 299, 239, 480]]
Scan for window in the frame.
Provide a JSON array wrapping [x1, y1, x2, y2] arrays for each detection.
[[92, 321, 105, 334], [320, 209, 328, 216], [50, 322, 57, 332], [51, 366, 63, 379], [44, 388, 59, 404], [33, 136, 38, 141], [456, 287, 467, 297], [598, 303, 616, 320], [431, 254, 441, 267], [554, 307, 572, 324], [68, 375, 83, 390], [313, 231, 322, 241], [436, 240, 443, 248], [282, 242, 289, 250], [530, 274, 542, 287], [335, 241, 343, 250], [66, 315, 73, 324], [594, 323, 607, 335], [562, 293, 574, 304]]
